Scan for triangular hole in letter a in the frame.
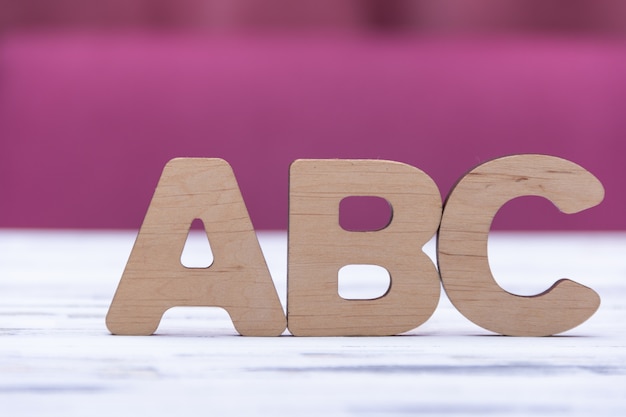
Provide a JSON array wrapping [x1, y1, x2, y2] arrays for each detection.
[[180, 218, 214, 268]]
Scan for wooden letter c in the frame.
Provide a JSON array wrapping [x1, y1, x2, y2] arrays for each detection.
[[437, 154, 604, 336]]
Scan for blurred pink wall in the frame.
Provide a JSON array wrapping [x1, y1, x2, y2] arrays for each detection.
[[1, 35, 624, 230], [1, 1, 625, 230], [2, 0, 626, 34]]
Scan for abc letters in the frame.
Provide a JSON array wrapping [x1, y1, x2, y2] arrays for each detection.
[[106, 155, 604, 337]]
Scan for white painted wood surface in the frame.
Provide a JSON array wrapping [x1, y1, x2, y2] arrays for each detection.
[[1, 230, 625, 416]]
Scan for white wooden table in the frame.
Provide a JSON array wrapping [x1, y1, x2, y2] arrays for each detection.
[[1, 230, 625, 416]]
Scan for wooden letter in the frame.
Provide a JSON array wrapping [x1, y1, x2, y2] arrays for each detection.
[[437, 154, 604, 336], [106, 158, 286, 336], [288, 160, 442, 336]]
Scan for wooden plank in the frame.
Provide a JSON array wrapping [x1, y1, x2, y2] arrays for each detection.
[[0, 230, 625, 416]]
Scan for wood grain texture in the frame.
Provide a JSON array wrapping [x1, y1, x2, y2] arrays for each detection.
[[106, 158, 286, 336], [2, 230, 626, 416], [437, 154, 604, 336], [288, 159, 442, 336]]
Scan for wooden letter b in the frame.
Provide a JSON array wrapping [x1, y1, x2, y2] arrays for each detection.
[[287, 159, 442, 336]]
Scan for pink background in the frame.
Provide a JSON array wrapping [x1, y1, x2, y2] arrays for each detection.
[[1, 34, 625, 230]]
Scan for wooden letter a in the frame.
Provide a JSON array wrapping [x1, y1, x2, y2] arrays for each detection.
[[106, 158, 286, 336]]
